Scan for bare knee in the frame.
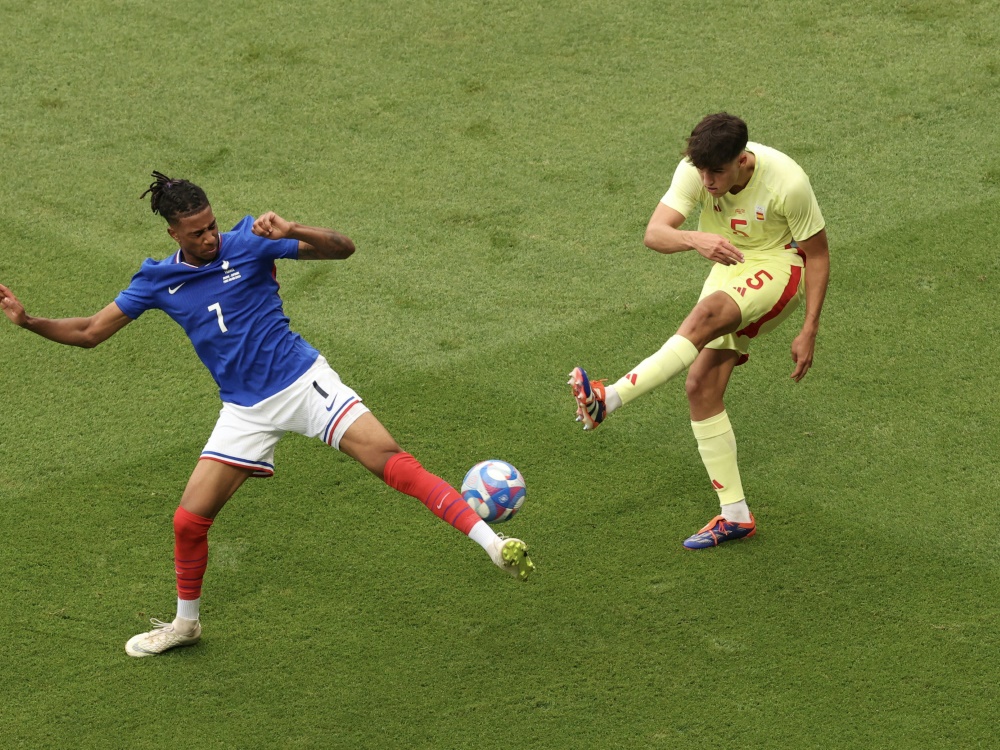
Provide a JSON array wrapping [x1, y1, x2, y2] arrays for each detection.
[[678, 295, 741, 348], [337, 412, 404, 477], [685, 371, 715, 408], [179, 460, 252, 519], [349, 441, 403, 479], [686, 371, 727, 419], [371, 445, 404, 479], [684, 369, 702, 401]]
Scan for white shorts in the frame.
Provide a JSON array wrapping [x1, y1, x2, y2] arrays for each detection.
[[201, 355, 370, 477]]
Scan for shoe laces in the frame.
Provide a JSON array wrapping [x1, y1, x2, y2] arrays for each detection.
[[583, 380, 607, 405], [705, 517, 749, 540], [146, 617, 197, 638]]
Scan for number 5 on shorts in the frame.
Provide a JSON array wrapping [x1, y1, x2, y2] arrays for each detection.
[[746, 270, 773, 290]]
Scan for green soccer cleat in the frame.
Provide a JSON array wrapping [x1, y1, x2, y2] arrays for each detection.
[[492, 537, 535, 581]]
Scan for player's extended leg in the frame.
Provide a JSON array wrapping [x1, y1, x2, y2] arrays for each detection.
[[681, 349, 756, 549], [569, 291, 741, 429], [338, 412, 534, 581], [126, 460, 253, 657]]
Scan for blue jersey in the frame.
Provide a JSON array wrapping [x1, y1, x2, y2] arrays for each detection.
[[115, 215, 319, 406]]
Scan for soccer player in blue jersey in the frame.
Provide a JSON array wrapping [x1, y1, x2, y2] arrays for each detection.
[[0, 171, 534, 657]]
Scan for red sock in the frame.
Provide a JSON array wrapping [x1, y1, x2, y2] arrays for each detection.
[[174, 506, 214, 601], [383, 452, 480, 535]]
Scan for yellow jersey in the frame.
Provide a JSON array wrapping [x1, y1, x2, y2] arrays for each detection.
[[661, 142, 825, 266]]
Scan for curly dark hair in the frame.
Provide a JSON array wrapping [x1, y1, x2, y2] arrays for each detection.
[[683, 113, 749, 171], [139, 171, 209, 223]]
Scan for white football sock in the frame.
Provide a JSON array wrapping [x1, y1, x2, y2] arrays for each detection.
[[605, 385, 623, 415], [176, 597, 200, 622], [721, 499, 752, 524], [468, 520, 499, 553]]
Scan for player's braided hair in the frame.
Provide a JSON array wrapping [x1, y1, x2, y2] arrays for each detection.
[[140, 171, 209, 223]]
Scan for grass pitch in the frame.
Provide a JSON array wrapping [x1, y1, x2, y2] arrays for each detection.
[[2, 1, 999, 747]]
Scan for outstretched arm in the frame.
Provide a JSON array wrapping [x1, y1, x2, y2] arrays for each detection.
[[0, 284, 132, 348], [252, 211, 355, 260], [789, 228, 830, 382], [644, 202, 745, 266]]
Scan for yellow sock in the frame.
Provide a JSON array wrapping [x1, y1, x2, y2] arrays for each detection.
[[691, 411, 745, 507], [613, 334, 698, 407]]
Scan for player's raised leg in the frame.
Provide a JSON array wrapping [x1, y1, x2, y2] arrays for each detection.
[[569, 335, 702, 430], [338, 412, 534, 581], [681, 349, 756, 549], [569, 292, 739, 430], [126, 460, 252, 656]]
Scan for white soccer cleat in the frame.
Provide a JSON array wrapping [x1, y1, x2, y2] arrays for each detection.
[[490, 537, 535, 582], [125, 617, 202, 657]]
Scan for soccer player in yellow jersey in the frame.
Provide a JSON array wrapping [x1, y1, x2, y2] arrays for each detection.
[[569, 112, 830, 548]]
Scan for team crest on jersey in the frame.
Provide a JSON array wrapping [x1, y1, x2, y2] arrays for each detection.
[[755, 205, 766, 221], [221, 260, 242, 284], [735, 208, 745, 215]]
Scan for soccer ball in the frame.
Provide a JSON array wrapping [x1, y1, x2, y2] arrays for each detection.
[[461, 460, 526, 524]]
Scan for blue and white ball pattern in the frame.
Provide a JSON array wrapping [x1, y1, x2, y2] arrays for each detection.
[[461, 460, 526, 524]]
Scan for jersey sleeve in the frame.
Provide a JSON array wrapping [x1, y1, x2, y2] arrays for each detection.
[[660, 159, 703, 218], [231, 215, 299, 261], [781, 173, 825, 242], [113, 262, 157, 319]]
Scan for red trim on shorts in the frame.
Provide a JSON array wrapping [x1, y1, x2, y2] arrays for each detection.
[[199, 455, 274, 478], [325, 399, 361, 446], [736, 265, 803, 340], [786, 241, 806, 264]]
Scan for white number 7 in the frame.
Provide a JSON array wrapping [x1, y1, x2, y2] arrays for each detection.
[[208, 302, 228, 332]]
